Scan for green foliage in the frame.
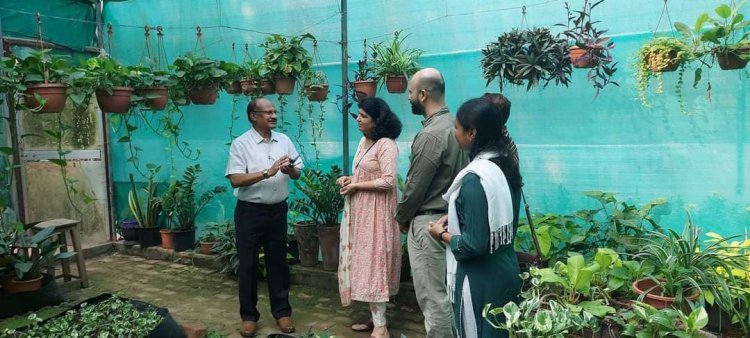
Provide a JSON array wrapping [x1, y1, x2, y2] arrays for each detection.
[[219, 61, 245, 91], [634, 37, 696, 111], [303, 70, 328, 86], [128, 164, 163, 228], [2, 296, 163, 337], [83, 56, 134, 93], [481, 28, 572, 91], [173, 53, 228, 90], [621, 302, 708, 338], [11, 225, 74, 281], [0, 57, 25, 95], [14, 47, 70, 84], [370, 30, 423, 79], [483, 288, 599, 337], [261, 33, 315, 79], [160, 164, 227, 230], [699, 1, 750, 54], [290, 166, 345, 226]]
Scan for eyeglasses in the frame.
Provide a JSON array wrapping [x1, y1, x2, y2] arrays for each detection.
[[252, 110, 277, 116]]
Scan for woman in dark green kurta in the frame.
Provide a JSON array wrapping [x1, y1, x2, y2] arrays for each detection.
[[429, 98, 523, 338]]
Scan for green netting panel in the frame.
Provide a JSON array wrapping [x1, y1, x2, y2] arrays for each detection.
[[101, 0, 749, 234], [0, 0, 97, 51]]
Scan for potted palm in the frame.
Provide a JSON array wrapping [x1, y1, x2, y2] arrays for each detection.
[[160, 164, 227, 252], [370, 30, 423, 93], [290, 166, 345, 271], [260, 33, 315, 95], [302, 70, 329, 102], [128, 166, 163, 248], [699, 2, 750, 70], [558, 0, 618, 97], [172, 53, 228, 104], [481, 27, 572, 91], [15, 47, 70, 113]]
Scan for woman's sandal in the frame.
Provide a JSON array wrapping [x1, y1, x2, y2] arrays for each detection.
[[369, 326, 389, 338], [351, 319, 374, 332]]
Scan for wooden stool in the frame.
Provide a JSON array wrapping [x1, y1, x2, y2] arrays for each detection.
[[32, 218, 89, 288]]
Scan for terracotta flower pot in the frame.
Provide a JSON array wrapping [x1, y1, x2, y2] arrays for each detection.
[[7, 275, 43, 294], [353, 80, 376, 99], [294, 221, 319, 267], [318, 225, 340, 272], [24, 83, 68, 113], [715, 49, 749, 70], [160, 229, 174, 250], [225, 80, 243, 94], [385, 75, 408, 93], [240, 79, 259, 95], [632, 278, 700, 309], [199, 241, 216, 255], [646, 50, 680, 73], [569, 46, 598, 68], [188, 84, 219, 105], [273, 77, 296, 95], [304, 84, 329, 101], [139, 86, 168, 111], [259, 79, 275, 95], [96, 86, 134, 113]]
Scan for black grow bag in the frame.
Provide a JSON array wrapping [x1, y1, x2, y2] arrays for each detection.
[[11, 293, 186, 338], [0, 274, 62, 318]]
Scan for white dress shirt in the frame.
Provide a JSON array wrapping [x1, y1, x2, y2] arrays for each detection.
[[225, 127, 304, 204]]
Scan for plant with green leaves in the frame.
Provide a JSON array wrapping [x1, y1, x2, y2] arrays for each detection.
[[14, 47, 69, 84], [11, 225, 74, 281], [483, 287, 599, 337], [697, 1, 750, 58], [160, 164, 227, 231], [0, 56, 24, 97], [172, 53, 228, 91], [290, 166, 345, 227], [635, 37, 696, 112], [370, 30, 423, 80], [621, 302, 709, 337], [633, 213, 745, 314], [260, 33, 315, 79], [128, 164, 163, 228], [481, 27, 572, 91], [220, 61, 245, 92], [83, 55, 134, 93]]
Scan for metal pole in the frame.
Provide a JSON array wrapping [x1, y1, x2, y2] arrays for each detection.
[[341, 0, 350, 175], [94, 1, 115, 240], [95, 1, 104, 49]]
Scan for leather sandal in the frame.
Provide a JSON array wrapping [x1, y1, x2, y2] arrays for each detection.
[[351, 319, 374, 332]]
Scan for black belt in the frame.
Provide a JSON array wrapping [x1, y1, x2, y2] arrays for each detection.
[[415, 209, 447, 216], [238, 199, 287, 210]]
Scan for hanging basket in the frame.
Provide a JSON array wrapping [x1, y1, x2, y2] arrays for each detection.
[[24, 83, 68, 113], [385, 75, 408, 93], [304, 84, 329, 102], [353, 80, 377, 99], [96, 86, 134, 114], [273, 77, 296, 95], [646, 50, 680, 73], [259, 79, 276, 95], [569, 46, 598, 69], [240, 79, 259, 95], [139, 86, 168, 111], [715, 48, 749, 70], [188, 84, 219, 105], [224, 80, 243, 94]]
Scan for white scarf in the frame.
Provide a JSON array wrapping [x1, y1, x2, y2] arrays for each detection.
[[443, 151, 514, 337]]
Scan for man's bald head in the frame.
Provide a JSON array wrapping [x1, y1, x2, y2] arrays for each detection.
[[411, 68, 445, 100]]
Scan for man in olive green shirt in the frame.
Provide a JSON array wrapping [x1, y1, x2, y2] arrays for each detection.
[[396, 68, 468, 338]]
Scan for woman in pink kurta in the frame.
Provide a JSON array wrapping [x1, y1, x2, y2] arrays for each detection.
[[337, 97, 402, 338]]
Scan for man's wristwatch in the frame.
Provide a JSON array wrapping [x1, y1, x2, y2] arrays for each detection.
[[262, 169, 270, 179]]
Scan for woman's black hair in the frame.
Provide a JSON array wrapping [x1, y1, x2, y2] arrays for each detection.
[[357, 97, 402, 140], [456, 98, 522, 190]]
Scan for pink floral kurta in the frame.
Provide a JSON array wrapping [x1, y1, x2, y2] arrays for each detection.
[[338, 137, 401, 305]]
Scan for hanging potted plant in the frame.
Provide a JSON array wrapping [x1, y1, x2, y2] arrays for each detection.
[[160, 164, 226, 252], [129, 66, 174, 111], [481, 27, 572, 91], [302, 70, 329, 102], [240, 59, 273, 95], [173, 53, 228, 105], [82, 55, 135, 113], [635, 37, 696, 109], [352, 40, 377, 100], [370, 30, 423, 93], [290, 166, 345, 271], [220, 61, 244, 94], [699, 2, 750, 70], [128, 166, 163, 249], [558, 0, 618, 97], [261, 33, 315, 95], [15, 47, 70, 113]]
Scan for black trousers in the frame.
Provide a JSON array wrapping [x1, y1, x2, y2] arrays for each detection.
[[235, 199, 291, 322]]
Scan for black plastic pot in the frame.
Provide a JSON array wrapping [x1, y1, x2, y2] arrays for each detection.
[[294, 221, 318, 267], [286, 236, 300, 265], [0, 274, 62, 318], [137, 227, 162, 248], [172, 229, 196, 252]]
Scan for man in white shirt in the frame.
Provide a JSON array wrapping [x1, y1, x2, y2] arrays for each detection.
[[225, 97, 303, 337]]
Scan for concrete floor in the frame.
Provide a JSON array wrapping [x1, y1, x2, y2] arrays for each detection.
[[1, 252, 427, 337]]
